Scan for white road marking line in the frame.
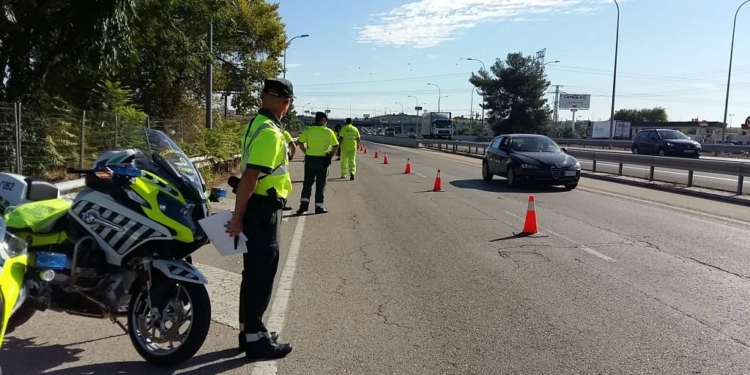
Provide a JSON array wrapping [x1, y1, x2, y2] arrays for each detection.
[[576, 185, 750, 228], [413, 171, 427, 178], [251, 215, 307, 375], [503, 211, 616, 263]]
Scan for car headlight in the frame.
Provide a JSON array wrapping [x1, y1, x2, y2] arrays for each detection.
[[521, 163, 539, 169], [666, 142, 673, 147], [569, 161, 581, 170]]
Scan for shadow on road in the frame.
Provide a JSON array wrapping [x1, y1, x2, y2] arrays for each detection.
[[1, 335, 255, 375], [449, 179, 568, 194]]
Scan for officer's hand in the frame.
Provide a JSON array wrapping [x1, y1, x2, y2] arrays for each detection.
[[225, 215, 243, 237]]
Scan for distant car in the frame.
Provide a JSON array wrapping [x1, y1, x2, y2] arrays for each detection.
[[482, 134, 581, 190], [631, 129, 701, 158]]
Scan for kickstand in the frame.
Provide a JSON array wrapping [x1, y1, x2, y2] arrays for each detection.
[[111, 317, 128, 333]]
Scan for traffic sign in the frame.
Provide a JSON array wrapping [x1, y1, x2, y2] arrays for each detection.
[[742, 116, 750, 130]]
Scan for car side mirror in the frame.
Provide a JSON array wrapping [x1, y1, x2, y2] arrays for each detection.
[[561, 147, 568, 153]]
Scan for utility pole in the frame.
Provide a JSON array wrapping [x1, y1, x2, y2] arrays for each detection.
[[553, 85, 562, 127], [206, 20, 213, 129]]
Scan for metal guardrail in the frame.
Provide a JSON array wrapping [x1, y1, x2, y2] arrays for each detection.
[[454, 137, 750, 154], [418, 139, 750, 195], [55, 155, 239, 195]]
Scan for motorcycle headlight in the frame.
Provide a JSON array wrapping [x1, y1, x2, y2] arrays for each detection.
[[521, 163, 539, 169]]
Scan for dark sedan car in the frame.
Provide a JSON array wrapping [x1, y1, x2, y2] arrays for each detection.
[[482, 134, 582, 190], [631, 129, 701, 158]]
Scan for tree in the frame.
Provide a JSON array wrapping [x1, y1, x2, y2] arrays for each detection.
[[614, 107, 668, 122], [469, 52, 552, 135]]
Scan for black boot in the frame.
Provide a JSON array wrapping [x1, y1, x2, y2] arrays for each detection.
[[350, 174, 355, 181], [244, 338, 293, 360], [296, 202, 309, 216], [315, 206, 328, 214], [239, 332, 279, 351]]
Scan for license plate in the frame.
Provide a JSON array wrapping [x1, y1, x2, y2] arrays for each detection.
[[564, 171, 577, 177], [684, 150, 695, 153]]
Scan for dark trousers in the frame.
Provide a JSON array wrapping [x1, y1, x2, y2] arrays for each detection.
[[301, 156, 329, 207], [239, 194, 282, 343]]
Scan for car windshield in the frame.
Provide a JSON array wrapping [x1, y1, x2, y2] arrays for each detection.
[[658, 130, 689, 140], [118, 127, 204, 198], [434, 121, 452, 128], [510, 136, 561, 153], [0, 217, 28, 271]]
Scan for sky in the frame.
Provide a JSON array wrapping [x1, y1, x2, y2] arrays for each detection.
[[276, 0, 750, 128]]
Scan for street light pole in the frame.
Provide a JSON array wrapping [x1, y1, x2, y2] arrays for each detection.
[[427, 83, 441, 111], [608, 0, 620, 149], [466, 58, 486, 129], [283, 34, 310, 79], [722, 0, 750, 142], [206, 20, 213, 129]]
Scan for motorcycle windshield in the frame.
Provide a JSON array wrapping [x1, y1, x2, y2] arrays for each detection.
[[0, 217, 28, 270], [120, 127, 205, 199]]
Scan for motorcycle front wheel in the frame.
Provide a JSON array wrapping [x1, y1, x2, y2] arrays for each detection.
[[127, 281, 211, 367]]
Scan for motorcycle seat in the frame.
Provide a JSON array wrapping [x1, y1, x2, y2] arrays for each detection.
[[5, 198, 71, 234]]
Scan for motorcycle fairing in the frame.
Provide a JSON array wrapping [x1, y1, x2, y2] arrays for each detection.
[[129, 171, 194, 243], [0, 253, 28, 344]]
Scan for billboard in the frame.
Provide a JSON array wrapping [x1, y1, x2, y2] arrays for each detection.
[[559, 94, 591, 110]]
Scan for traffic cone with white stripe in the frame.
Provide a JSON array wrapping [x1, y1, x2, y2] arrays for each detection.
[[520, 195, 538, 235], [404, 158, 411, 174], [364, 147, 368, 154], [383, 153, 389, 164], [374, 149, 379, 158]]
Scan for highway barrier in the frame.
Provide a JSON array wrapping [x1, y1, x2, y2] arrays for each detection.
[[363, 136, 750, 195], [417, 139, 750, 195]]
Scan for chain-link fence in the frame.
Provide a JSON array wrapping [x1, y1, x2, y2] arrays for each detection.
[[0, 102, 199, 181]]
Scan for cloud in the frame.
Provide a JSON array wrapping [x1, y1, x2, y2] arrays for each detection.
[[356, 0, 605, 49]]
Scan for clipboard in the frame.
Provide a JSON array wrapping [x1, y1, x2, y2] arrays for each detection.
[[198, 210, 248, 256]]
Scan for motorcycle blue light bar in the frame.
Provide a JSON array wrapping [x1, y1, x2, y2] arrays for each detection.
[[212, 188, 227, 198], [34, 252, 68, 271], [112, 166, 142, 178]]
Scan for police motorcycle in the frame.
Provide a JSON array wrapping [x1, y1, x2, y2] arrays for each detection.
[[0, 127, 222, 367], [0, 216, 33, 349]]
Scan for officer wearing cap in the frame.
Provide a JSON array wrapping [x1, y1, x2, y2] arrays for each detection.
[[295, 111, 339, 214], [226, 77, 294, 360]]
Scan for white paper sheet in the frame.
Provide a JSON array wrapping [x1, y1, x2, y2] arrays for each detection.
[[198, 210, 247, 256]]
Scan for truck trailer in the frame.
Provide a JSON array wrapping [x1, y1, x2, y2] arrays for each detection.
[[420, 112, 453, 139]]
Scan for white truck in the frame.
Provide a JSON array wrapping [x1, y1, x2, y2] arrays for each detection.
[[420, 112, 453, 139], [590, 121, 631, 139]]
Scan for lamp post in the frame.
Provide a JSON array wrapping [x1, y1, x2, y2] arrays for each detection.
[[608, 0, 620, 149], [394, 102, 405, 114], [427, 83, 442, 111], [466, 58, 486, 129], [722, 0, 750, 143], [283, 34, 309, 79]]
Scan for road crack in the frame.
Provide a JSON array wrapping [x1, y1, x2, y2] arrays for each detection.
[[375, 298, 412, 330]]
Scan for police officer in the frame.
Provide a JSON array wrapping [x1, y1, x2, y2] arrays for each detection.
[[334, 123, 342, 160], [281, 121, 296, 211], [338, 118, 361, 180], [225, 78, 294, 360], [296, 112, 339, 214]]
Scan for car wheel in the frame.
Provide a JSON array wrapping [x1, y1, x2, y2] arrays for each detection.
[[632, 147, 639, 154], [482, 161, 493, 181], [564, 183, 578, 190], [506, 166, 516, 188], [658, 148, 666, 156]]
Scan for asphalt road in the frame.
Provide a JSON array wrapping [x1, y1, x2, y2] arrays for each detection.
[[442, 143, 750, 194], [4, 143, 750, 374]]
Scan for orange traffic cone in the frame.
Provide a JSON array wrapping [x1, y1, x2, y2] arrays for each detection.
[[364, 147, 368, 154], [521, 195, 538, 235], [404, 158, 411, 174], [383, 153, 389, 164], [374, 149, 379, 158], [432, 169, 443, 192]]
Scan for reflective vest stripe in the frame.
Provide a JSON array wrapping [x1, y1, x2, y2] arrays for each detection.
[[241, 118, 289, 178]]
